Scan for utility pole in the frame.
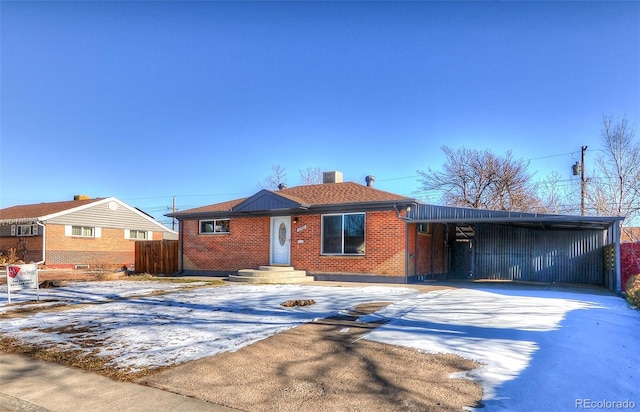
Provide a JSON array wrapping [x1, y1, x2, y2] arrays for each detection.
[[572, 146, 588, 216], [167, 196, 177, 231], [580, 146, 587, 216]]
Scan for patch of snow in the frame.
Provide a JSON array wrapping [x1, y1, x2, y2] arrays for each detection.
[[1, 282, 638, 411]]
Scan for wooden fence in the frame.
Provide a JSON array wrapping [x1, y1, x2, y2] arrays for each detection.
[[135, 240, 179, 275]]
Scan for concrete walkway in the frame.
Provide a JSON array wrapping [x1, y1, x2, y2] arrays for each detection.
[[0, 353, 239, 412]]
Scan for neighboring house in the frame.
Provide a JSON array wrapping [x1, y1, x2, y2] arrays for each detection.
[[169, 171, 625, 292], [0, 196, 178, 269]]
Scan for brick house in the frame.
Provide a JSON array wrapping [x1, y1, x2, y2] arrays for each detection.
[[170, 172, 432, 283], [170, 171, 625, 290], [0, 196, 178, 269]]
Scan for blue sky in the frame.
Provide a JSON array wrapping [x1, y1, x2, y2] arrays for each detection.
[[2, 1, 639, 227]]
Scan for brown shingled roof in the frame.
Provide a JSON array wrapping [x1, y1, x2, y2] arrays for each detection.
[[279, 182, 410, 205], [177, 198, 247, 214], [0, 198, 105, 221], [177, 182, 412, 215]]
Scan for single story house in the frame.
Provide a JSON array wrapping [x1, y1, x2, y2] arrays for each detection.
[[169, 171, 624, 292], [0, 196, 178, 269]]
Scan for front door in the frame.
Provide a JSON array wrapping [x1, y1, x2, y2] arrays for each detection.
[[270, 216, 291, 265]]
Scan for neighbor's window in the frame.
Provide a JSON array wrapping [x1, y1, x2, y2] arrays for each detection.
[[199, 219, 230, 234], [321, 213, 365, 255], [15, 224, 38, 236], [72, 226, 95, 238], [128, 230, 148, 240]]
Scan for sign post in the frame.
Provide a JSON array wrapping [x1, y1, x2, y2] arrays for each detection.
[[6, 263, 39, 304]]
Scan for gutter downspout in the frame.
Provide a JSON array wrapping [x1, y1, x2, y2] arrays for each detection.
[[36, 221, 45, 265], [405, 221, 409, 284]]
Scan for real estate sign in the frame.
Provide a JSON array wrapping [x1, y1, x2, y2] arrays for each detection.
[[6, 263, 39, 303]]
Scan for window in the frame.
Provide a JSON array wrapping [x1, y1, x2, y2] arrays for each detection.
[[72, 226, 95, 238], [199, 219, 230, 234], [13, 225, 38, 236], [128, 230, 148, 240], [418, 223, 430, 234], [322, 213, 365, 255]]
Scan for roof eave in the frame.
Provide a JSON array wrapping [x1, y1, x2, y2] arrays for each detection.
[[0, 217, 40, 225], [169, 199, 414, 220]]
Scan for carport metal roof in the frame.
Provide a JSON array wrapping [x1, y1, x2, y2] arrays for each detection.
[[406, 203, 624, 231]]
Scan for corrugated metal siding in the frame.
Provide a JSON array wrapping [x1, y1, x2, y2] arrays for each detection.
[[45, 202, 167, 232], [408, 204, 542, 221], [474, 224, 605, 284]]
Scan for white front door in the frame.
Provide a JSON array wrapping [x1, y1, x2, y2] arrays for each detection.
[[270, 216, 291, 265]]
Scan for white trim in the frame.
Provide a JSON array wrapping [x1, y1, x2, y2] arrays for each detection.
[[66, 225, 97, 238], [125, 229, 152, 240], [270, 216, 291, 265]]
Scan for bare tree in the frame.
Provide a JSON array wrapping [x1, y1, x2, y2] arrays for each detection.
[[299, 167, 324, 185], [538, 171, 577, 215], [417, 146, 541, 212], [586, 115, 640, 237], [260, 165, 288, 190]]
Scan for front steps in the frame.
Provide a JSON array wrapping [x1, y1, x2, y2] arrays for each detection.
[[227, 266, 313, 284]]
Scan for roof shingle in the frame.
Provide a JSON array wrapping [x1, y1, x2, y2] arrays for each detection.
[[177, 182, 412, 215], [0, 198, 105, 221]]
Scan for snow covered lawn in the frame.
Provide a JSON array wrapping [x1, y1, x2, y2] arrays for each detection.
[[1, 281, 638, 411]]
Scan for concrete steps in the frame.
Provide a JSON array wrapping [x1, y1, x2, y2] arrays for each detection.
[[227, 266, 313, 284]]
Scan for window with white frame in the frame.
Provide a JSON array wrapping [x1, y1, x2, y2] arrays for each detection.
[[72, 226, 95, 238], [127, 230, 148, 240], [321, 213, 365, 255], [12, 224, 38, 236], [199, 219, 230, 234]]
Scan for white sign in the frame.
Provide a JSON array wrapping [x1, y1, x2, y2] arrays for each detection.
[[6, 263, 39, 303]]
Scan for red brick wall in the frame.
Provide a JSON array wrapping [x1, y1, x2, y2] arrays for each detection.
[[182, 217, 271, 271], [415, 223, 448, 275], [182, 210, 409, 277], [44, 224, 136, 268], [0, 235, 43, 263], [293, 210, 407, 276], [1, 225, 166, 268]]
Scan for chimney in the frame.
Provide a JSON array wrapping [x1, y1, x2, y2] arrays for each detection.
[[74, 195, 91, 200], [365, 175, 376, 187], [323, 171, 343, 184]]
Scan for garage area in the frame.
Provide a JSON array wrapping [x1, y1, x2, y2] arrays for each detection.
[[407, 204, 624, 292]]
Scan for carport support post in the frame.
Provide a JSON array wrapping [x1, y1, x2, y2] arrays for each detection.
[[614, 222, 622, 292]]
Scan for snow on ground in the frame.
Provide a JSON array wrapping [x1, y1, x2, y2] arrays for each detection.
[[364, 287, 640, 411], [1, 281, 638, 411], [0, 282, 420, 371]]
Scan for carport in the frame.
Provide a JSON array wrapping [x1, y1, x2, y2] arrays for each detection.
[[406, 204, 624, 292]]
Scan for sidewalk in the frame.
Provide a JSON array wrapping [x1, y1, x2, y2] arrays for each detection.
[[0, 353, 240, 412]]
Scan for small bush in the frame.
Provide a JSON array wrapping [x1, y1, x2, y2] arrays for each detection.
[[626, 274, 640, 308]]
